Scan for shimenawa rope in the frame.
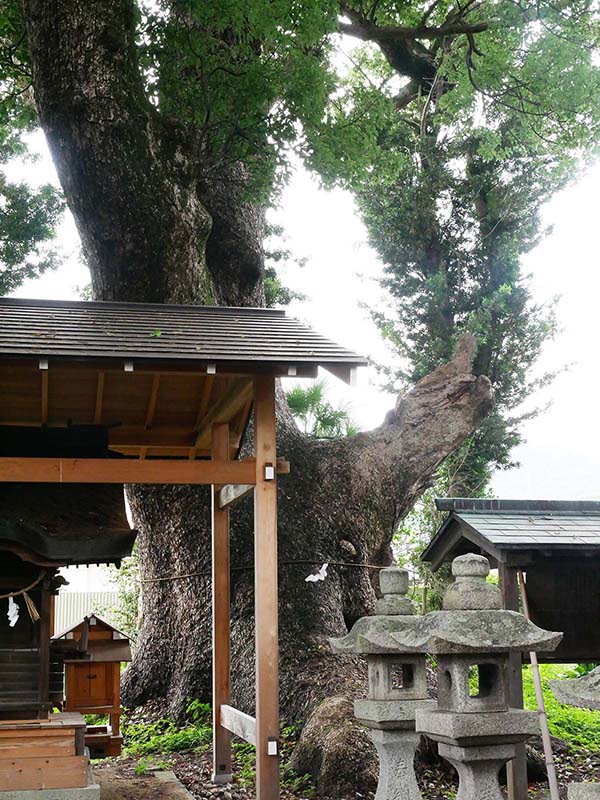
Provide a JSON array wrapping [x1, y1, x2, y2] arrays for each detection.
[[0, 570, 46, 622]]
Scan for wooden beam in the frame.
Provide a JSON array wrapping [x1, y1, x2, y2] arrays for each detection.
[[41, 371, 49, 425], [113, 445, 211, 458], [144, 374, 161, 429], [253, 375, 280, 800], [0, 457, 256, 485], [194, 379, 253, 449], [218, 460, 289, 509], [94, 371, 105, 424], [212, 423, 232, 783], [234, 396, 253, 435], [189, 375, 216, 459], [323, 364, 358, 385], [1, 357, 319, 380], [195, 375, 215, 430], [219, 484, 253, 509], [219, 705, 256, 747]]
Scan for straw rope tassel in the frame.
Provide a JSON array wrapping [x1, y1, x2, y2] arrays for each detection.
[[23, 592, 40, 622]]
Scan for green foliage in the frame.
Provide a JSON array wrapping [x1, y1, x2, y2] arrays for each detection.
[[286, 379, 358, 438], [304, 0, 600, 496], [99, 547, 141, 643], [522, 664, 600, 752], [123, 704, 314, 794], [123, 701, 212, 756], [230, 723, 314, 795], [0, 1, 64, 295], [139, 0, 339, 195], [394, 487, 450, 612], [84, 713, 109, 726], [133, 756, 171, 775], [263, 223, 306, 308], [572, 663, 599, 677], [394, 452, 494, 610], [0, 176, 64, 294]]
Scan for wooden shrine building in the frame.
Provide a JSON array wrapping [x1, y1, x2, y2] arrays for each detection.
[[51, 614, 133, 757], [422, 497, 600, 800], [0, 481, 135, 792], [0, 297, 367, 799]]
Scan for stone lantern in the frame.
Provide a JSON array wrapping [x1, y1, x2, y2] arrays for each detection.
[[392, 553, 563, 800], [330, 566, 434, 800], [550, 666, 600, 799]]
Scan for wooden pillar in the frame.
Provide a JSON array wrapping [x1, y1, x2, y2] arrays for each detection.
[[499, 563, 529, 800], [253, 376, 280, 800], [38, 578, 52, 719], [111, 662, 121, 738], [212, 422, 233, 783]]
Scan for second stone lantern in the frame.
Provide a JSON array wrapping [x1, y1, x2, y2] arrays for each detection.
[[403, 553, 563, 800]]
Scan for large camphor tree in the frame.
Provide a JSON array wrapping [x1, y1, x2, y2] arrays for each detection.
[[6, 0, 598, 794]]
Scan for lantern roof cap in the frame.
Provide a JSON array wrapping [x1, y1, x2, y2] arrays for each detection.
[[331, 555, 563, 656], [385, 608, 562, 654], [330, 565, 419, 655]]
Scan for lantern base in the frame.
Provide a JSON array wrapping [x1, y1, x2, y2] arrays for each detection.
[[370, 728, 423, 800], [437, 741, 518, 800]]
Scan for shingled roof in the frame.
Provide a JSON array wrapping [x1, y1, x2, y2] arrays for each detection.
[[0, 297, 367, 371], [421, 498, 600, 569]]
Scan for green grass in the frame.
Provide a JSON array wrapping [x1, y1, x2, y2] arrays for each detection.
[[522, 664, 600, 751], [122, 703, 314, 795], [122, 701, 212, 756]]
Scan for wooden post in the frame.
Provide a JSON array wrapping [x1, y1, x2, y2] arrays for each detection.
[[253, 376, 280, 800], [499, 563, 529, 800], [38, 580, 52, 719], [212, 422, 233, 783]]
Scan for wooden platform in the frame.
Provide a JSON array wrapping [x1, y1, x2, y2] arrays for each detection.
[[0, 712, 91, 792], [85, 725, 123, 758]]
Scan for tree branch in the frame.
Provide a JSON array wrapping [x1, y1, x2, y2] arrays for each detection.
[[383, 333, 493, 514], [338, 18, 488, 42]]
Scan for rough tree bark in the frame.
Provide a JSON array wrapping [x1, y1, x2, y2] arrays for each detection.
[[23, 1, 493, 794]]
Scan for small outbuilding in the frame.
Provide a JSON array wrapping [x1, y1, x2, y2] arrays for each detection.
[[51, 614, 133, 756]]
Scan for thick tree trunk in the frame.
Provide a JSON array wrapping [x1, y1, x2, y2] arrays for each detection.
[[23, 2, 493, 794], [22, 0, 212, 304]]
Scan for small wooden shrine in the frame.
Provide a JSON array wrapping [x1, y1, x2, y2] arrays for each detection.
[[52, 614, 132, 757], [421, 497, 600, 800], [0, 297, 366, 799]]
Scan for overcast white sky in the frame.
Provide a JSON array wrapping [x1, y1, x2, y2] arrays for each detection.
[[7, 133, 600, 508]]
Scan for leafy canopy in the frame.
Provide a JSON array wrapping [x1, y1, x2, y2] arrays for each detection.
[[139, 0, 339, 194], [302, 0, 600, 489], [0, 0, 64, 295]]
